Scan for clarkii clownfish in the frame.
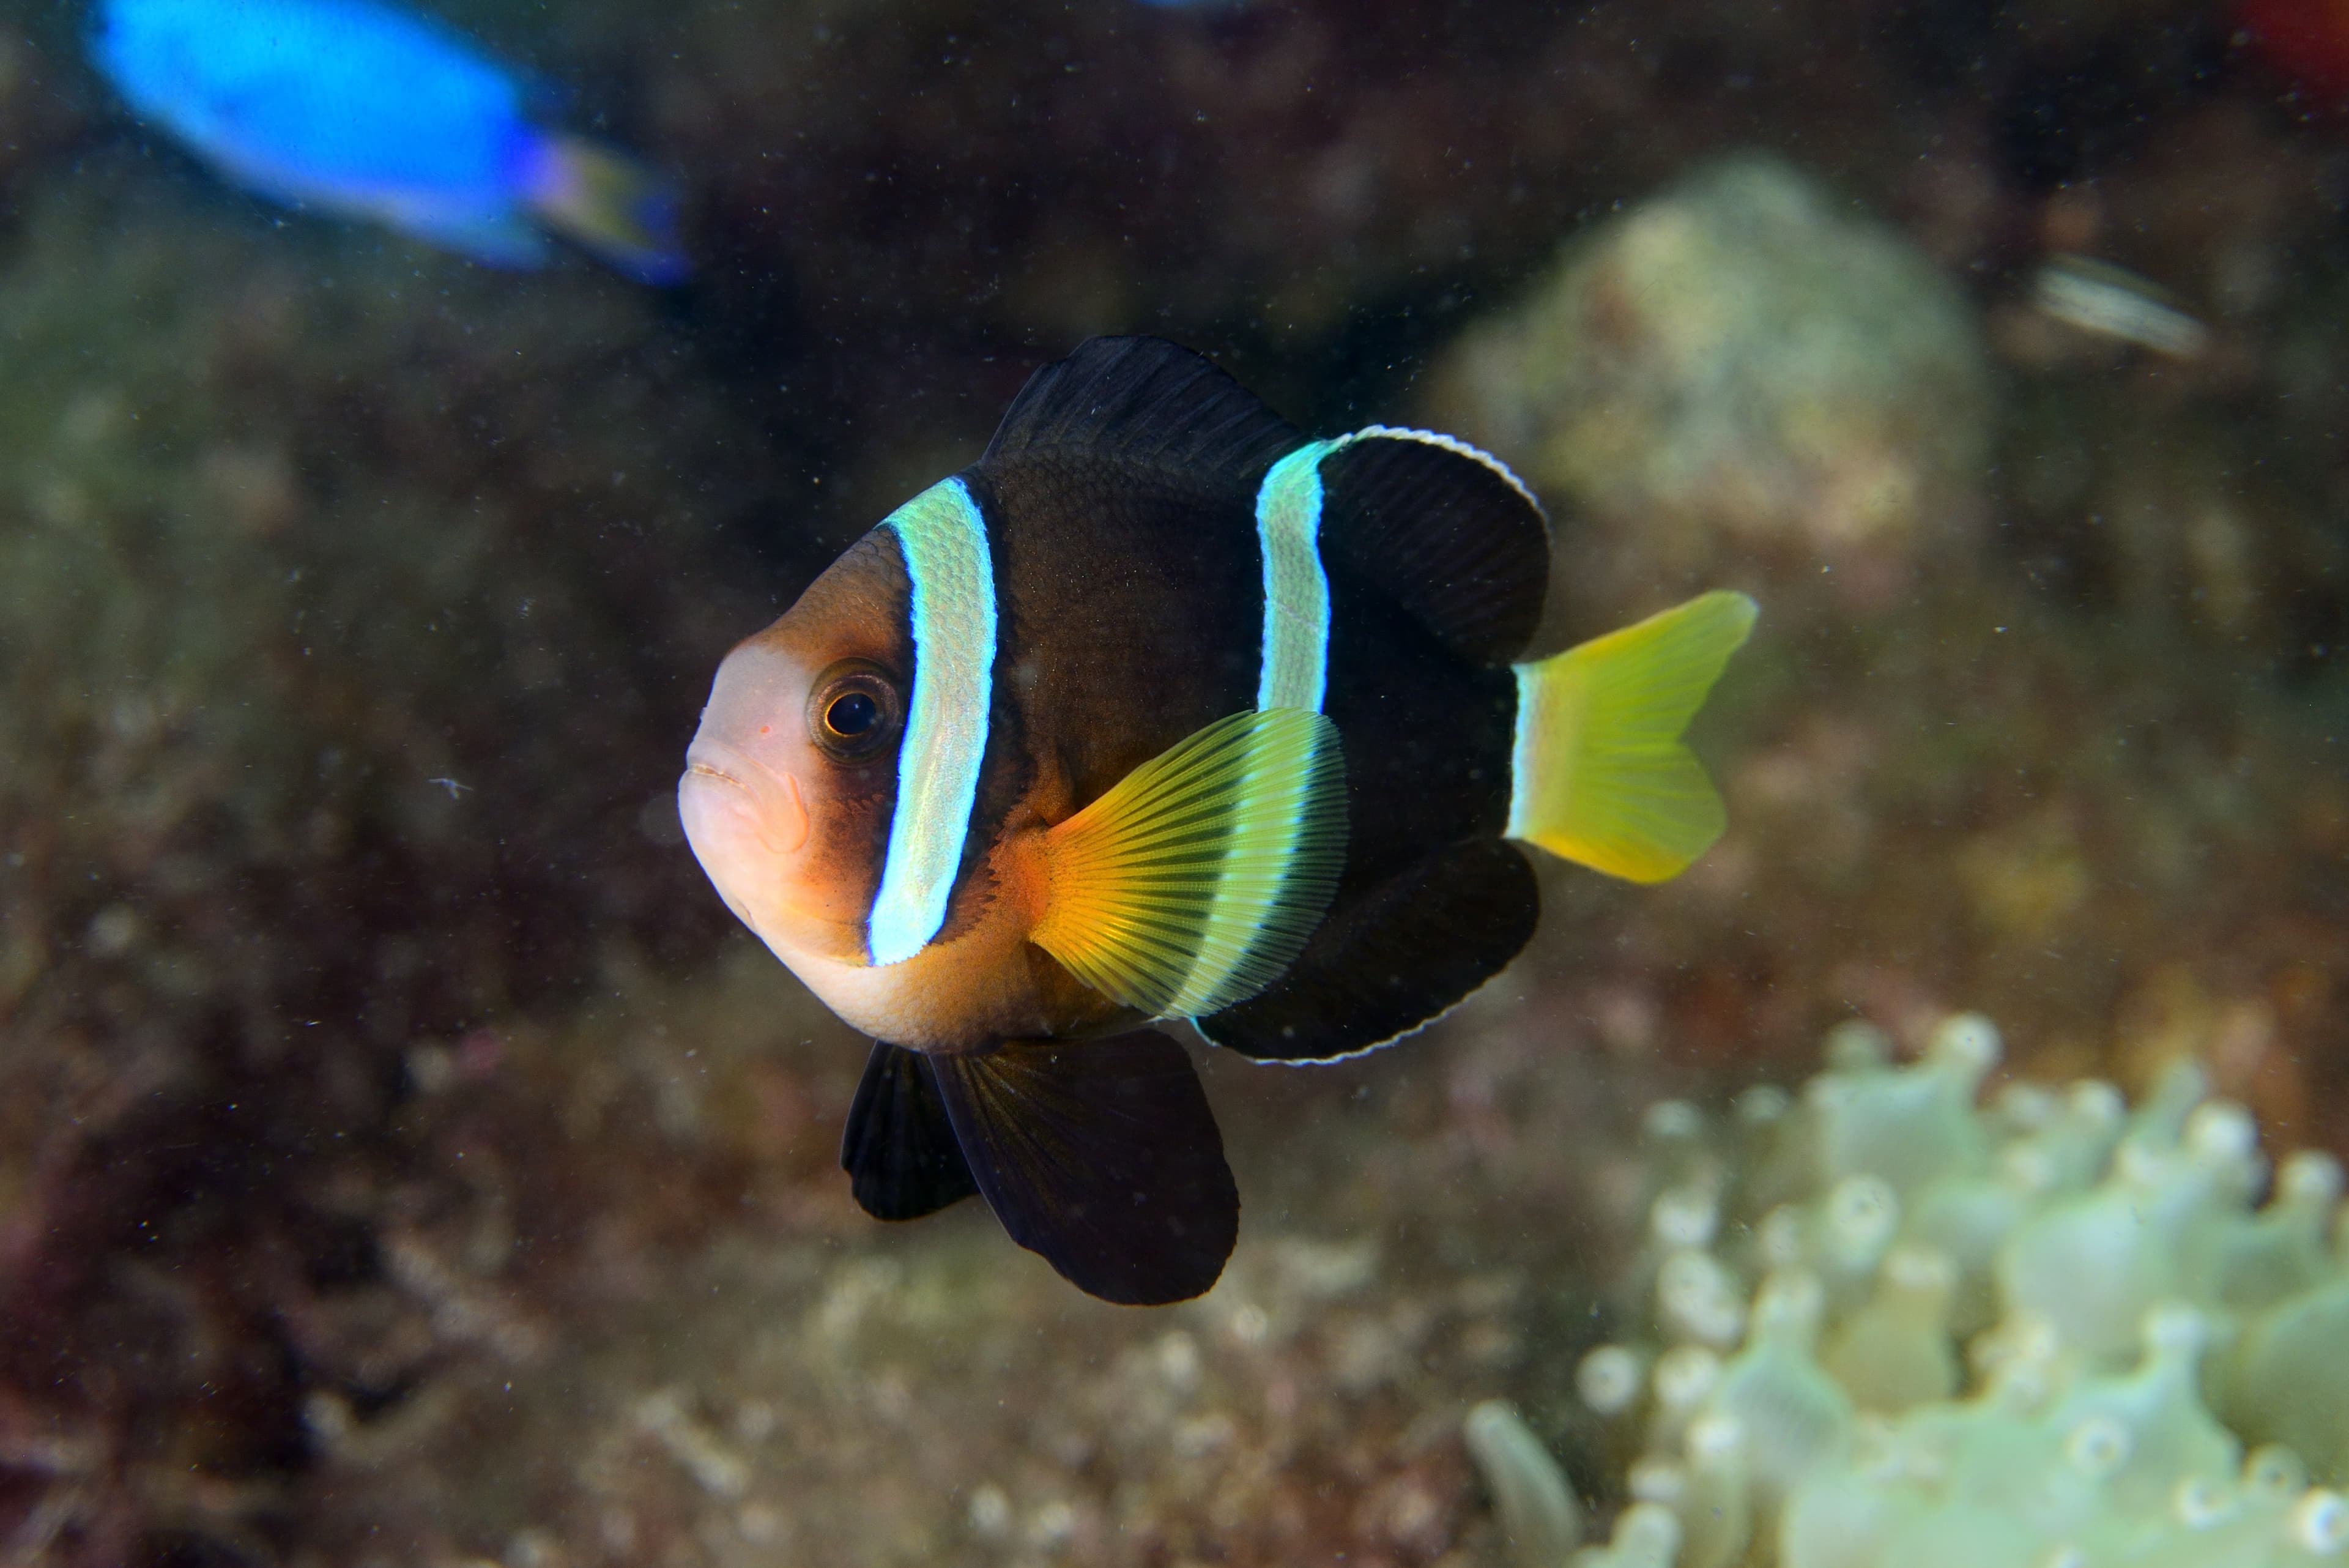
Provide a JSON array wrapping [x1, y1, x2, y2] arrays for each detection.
[[681, 337, 1755, 1304]]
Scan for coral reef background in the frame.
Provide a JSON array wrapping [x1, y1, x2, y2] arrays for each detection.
[[0, 0, 2343, 1564]]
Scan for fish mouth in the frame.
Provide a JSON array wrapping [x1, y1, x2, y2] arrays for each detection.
[[680, 742, 809, 857], [686, 757, 748, 792]]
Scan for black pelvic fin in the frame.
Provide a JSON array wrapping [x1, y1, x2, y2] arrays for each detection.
[[1316, 429, 1553, 664], [929, 1031, 1239, 1306], [981, 336, 1304, 493], [840, 1040, 980, 1221], [1198, 838, 1540, 1062]]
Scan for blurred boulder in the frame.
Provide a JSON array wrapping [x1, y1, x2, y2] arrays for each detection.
[[1426, 155, 1994, 616]]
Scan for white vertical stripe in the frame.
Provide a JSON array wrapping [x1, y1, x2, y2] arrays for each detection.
[[867, 477, 996, 967], [1174, 440, 1342, 1019], [1255, 425, 1534, 714], [1253, 439, 1336, 714], [1505, 663, 1540, 841], [1194, 426, 1543, 1022], [1159, 715, 1333, 1019]]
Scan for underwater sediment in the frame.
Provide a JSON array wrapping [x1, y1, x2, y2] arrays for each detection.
[[0, 156, 792, 1562]]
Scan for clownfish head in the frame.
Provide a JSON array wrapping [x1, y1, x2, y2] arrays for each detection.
[[678, 528, 914, 970]]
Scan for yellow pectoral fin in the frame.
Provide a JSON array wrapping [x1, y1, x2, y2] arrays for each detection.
[[1508, 589, 1758, 883], [1031, 707, 1348, 1019]]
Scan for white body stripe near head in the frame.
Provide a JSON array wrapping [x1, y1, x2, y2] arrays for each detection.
[[1253, 439, 1337, 714], [867, 477, 997, 967]]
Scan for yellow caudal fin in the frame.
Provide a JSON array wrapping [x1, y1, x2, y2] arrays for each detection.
[[1033, 708, 1347, 1020], [1505, 590, 1757, 883], [523, 133, 689, 284]]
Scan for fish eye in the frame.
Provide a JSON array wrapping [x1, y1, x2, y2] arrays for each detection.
[[827, 691, 878, 736], [807, 661, 902, 762]]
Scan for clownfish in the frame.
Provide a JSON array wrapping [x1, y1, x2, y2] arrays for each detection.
[[680, 338, 1754, 1305]]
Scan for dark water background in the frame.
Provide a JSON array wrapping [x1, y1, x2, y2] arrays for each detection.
[[1, 0, 2344, 1562]]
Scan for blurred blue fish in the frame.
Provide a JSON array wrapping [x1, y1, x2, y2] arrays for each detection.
[[87, 0, 686, 282]]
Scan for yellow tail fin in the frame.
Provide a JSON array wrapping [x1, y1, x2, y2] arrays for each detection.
[[524, 134, 688, 284], [1505, 590, 1757, 883]]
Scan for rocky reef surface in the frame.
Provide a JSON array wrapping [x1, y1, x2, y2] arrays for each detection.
[[0, 0, 2344, 1564], [1425, 154, 1994, 614]]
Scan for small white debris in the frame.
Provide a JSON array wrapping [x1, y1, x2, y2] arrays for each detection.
[[2032, 255, 2209, 360]]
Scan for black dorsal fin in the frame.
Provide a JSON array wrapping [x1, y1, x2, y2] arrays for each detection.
[[930, 1031, 1238, 1305], [840, 1040, 979, 1221], [982, 336, 1304, 490], [1316, 428, 1552, 665], [1197, 838, 1539, 1062]]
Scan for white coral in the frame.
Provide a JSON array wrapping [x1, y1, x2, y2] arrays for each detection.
[[1470, 1014, 2349, 1568]]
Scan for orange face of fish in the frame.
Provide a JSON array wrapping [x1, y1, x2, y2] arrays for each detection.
[[677, 535, 908, 971]]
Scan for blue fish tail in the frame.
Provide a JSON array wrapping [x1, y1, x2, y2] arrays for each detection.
[[519, 132, 688, 285]]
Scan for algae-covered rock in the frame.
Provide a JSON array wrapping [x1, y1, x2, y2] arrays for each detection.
[[0, 158, 791, 1561], [1427, 155, 1992, 609], [0, 158, 783, 1042]]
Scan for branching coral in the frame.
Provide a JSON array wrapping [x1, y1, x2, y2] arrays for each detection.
[[1469, 1016, 2349, 1568]]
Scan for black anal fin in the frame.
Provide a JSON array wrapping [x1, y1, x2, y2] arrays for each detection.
[[981, 336, 1303, 490], [1198, 838, 1540, 1062], [841, 1040, 980, 1221], [1318, 429, 1552, 665], [929, 1031, 1238, 1306]]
